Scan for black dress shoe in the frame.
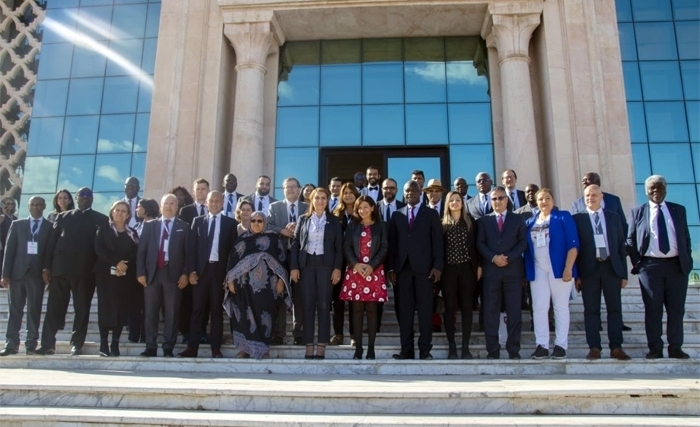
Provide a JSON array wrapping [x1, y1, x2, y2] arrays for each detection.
[[110, 341, 120, 357], [668, 348, 690, 359], [0, 348, 18, 356], [645, 350, 663, 359], [34, 347, 55, 356], [508, 352, 521, 360], [314, 355, 325, 360], [486, 352, 500, 360], [622, 324, 632, 331], [392, 353, 415, 360], [163, 349, 174, 358], [293, 337, 303, 346], [366, 349, 375, 360], [211, 349, 224, 358], [99, 342, 110, 357], [71, 346, 83, 356], [353, 348, 363, 360], [270, 337, 284, 345], [177, 348, 198, 358], [419, 351, 433, 360], [304, 355, 315, 360], [140, 349, 157, 357]]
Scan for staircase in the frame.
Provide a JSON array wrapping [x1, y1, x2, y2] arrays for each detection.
[[0, 280, 697, 426]]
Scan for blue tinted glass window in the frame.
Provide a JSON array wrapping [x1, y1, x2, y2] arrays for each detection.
[[446, 62, 490, 102], [32, 79, 69, 117], [27, 117, 64, 156], [676, 21, 700, 60], [405, 62, 446, 103], [627, 102, 648, 142], [81, 0, 113, 6], [639, 61, 683, 100], [450, 145, 494, 185], [363, 63, 404, 104], [101, 76, 139, 114], [111, 4, 147, 39], [632, 0, 673, 21], [362, 105, 404, 146], [66, 77, 103, 115], [631, 144, 652, 183], [131, 152, 146, 183], [134, 113, 150, 152], [635, 184, 647, 205], [58, 154, 95, 192], [320, 65, 361, 105], [97, 114, 135, 153], [687, 101, 699, 142], [616, 0, 633, 22], [666, 184, 700, 225], [618, 23, 638, 61], [23, 156, 60, 193], [635, 22, 678, 60], [276, 107, 319, 147], [405, 104, 448, 145], [448, 103, 492, 144], [92, 192, 122, 216], [42, 8, 79, 44], [48, 0, 80, 8], [106, 39, 144, 76], [76, 6, 113, 42], [278, 67, 320, 106], [145, 3, 161, 38], [62, 115, 99, 154], [649, 143, 694, 182], [320, 106, 361, 146], [692, 144, 700, 174], [94, 153, 131, 192], [37, 43, 73, 80], [645, 101, 689, 142], [138, 82, 153, 113], [275, 148, 318, 191], [141, 38, 157, 74], [71, 46, 108, 78], [673, 0, 700, 20], [681, 61, 700, 100], [622, 62, 642, 101]]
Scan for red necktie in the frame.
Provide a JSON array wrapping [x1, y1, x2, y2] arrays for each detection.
[[497, 214, 504, 232], [157, 219, 171, 269]]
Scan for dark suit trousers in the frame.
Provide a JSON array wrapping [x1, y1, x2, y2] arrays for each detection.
[[300, 254, 333, 345], [581, 259, 623, 350], [188, 262, 225, 352], [483, 274, 522, 355], [127, 280, 145, 342], [332, 277, 353, 336], [5, 274, 44, 350], [144, 268, 183, 350], [638, 257, 688, 352], [397, 267, 433, 354], [441, 262, 476, 347], [40, 275, 95, 349]]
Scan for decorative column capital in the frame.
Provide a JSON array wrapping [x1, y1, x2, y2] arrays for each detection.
[[224, 14, 284, 73], [481, 1, 543, 65]]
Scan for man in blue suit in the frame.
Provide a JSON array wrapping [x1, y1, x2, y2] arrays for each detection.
[[476, 186, 527, 359], [573, 185, 631, 361], [388, 180, 444, 360], [626, 175, 693, 359]]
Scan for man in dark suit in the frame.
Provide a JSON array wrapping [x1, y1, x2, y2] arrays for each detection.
[[0, 197, 51, 356], [360, 166, 383, 202], [137, 194, 190, 357], [572, 172, 628, 235], [501, 169, 527, 211], [424, 179, 447, 217], [453, 177, 472, 203], [514, 184, 540, 220], [375, 178, 404, 331], [243, 175, 277, 214], [466, 172, 494, 219], [476, 186, 527, 359], [626, 175, 693, 360], [388, 180, 444, 360], [573, 184, 631, 361], [222, 173, 244, 219], [123, 177, 142, 229], [178, 192, 237, 358], [36, 188, 109, 356], [179, 178, 210, 226], [401, 170, 429, 205]]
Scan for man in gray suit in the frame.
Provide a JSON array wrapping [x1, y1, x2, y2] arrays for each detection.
[[267, 177, 308, 345], [0, 197, 51, 356], [137, 194, 189, 357]]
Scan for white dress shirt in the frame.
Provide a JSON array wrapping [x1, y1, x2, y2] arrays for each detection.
[[28, 216, 44, 241], [124, 197, 138, 227], [286, 200, 300, 223], [160, 217, 173, 262], [255, 194, 271, 214], [507, 188, 520, 209], [383, 200, 397, 221], [223, 192, 238, 218], [208, 212, 222, 262], [194, 202, 208, 217], [480, 193, 490, 213], [306, 213, 326, 255], [646, 201, 678, 258], [366, 185, 380, 202]]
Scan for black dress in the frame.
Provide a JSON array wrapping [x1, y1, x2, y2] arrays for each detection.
[[94, 225, 138, 328]]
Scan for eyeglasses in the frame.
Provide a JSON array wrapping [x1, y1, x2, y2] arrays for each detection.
[[492, 196, 508, 201], [250, 219, 264, 223], [78, 191, 93, 197], [382, 187, 397, 190]]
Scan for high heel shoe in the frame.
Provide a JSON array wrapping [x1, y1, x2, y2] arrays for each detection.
[[315, 344, 326, 360], [305, 344, 314, 360], [366, 348, 375, 360], [353, 347, 363, 360]]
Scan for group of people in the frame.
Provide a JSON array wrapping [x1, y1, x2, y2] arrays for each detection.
[[0, 167, 692, 362]]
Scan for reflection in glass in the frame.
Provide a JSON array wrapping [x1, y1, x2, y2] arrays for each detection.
[[66, 77, 103, 115], [687, 102, 699, 142], [676, 21, 700, 60], [111, 4, 147, 39], [648, 144, 694, 183], [446, 62, 489, 102], [362, 105, 404, 146], [32, 79, 69, 118], [27, 118, 64, 156], [321, 65, 361, 105], [320, 106, 361, 146], [131, 152, 147, 184], [622, 62, 642, 101], [635, 183, 647, 205], [62, 115, 99, 154], [406, 104, 448, 145], [275, 148, 318, 193], [631, 144, 652, 183], [618, 23, 637, 61], [145, 3, 161, 38], [635, 22, 677, 60], [98, 114, 135, 153], [37, 43, 73, 80], [42, 8, 79, 44], [645, 102, 689, 142], [106, 39, 144, 76], [405, 62, 446, 103], [616, 0, 633, 22], [76, 6, 113, 42], [448, 103, 492, 144], [388, 157, 441, 185], [631, 0, 673, 22], [134, 113, 150, 152], [71, 45, 107, 78], [666, 184, 700, 225], [92, 192, 123, 216], [138, 82, 152, 112], [102, 76, 139, 114], [681, 61, 699, 100], [449, 145, 494, 187], [673, 0, 700, 21], [692, 144, 700, 176], [141, 38, 157, 74], [24, 157, 60, 194], [278, 66, 320, 106], [363, 63, 403, 104], [94, 153, 131, 192], [276, 107, 319, 147], [57, 155, 95, 192], [639, 61, 683, 100]]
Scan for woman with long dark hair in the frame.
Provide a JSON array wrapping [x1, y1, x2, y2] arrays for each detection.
[[47, 189, 74, 222]]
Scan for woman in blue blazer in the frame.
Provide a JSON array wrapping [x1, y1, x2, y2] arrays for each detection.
[[290, 188, 343, 359], [524, 188, 579, 360]]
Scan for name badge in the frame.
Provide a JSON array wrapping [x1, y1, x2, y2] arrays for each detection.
[[163, 239, 169, 254], [535, 232, 547, 248], [27, 242, 38, 254], [594, 234, 606, 248]]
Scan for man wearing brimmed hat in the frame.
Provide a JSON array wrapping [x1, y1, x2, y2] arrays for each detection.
[[423, 179, 447, 217]]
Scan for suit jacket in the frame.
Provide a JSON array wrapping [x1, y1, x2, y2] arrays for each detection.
[[524, 209, 580, 281], [344, 220, 388, 270], [137, 217, 189, 284], [572, 192, 628, 235], [466, 193, 493, 219], [387, 204, 444, 274], [377, 199, 406, 222], [626, 201, 693, 276], [290, 213, 343, 270], [514, 204, 538, 220], [94, 224, 138, 277], [178, 203, 206, 226], [267, 200, 309, 248], [573, 210, 627, 280], [427, 199, 445, 218], [44, 208, 109, 276], [360, 186, 383, 202], [402, 193, 429, 206], [122, 196, 142, 227], [0, 214, 12, 276], [242, 193, 277, 213], [222, 192, 245, 218], [2, 217, 52, 280], [188, 214, 238, 277], [476, 212, 527, 279], [506, 189, 527, 211]]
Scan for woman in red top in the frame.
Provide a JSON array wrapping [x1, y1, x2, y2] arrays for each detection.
[[339, 196, 388, 360]]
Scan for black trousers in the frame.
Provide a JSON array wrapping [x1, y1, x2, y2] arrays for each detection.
[[483, 274, 522, 355], [127, 280, 145, 342], [581, 259, 624, 350], [40, 274, 95, 349], [144, 268, 182, 351], [188, 262, 225, 352], [397, 267, 433, 355], [5, 273, 44, 351], [300, 254, 333, 345], [637, 257, 688, 352], [441, 262, 476, 347], [332, 280, 353, 336]]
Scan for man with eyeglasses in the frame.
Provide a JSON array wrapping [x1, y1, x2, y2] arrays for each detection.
[[36, 188, 109, 356], [501, 169, 527, 211]]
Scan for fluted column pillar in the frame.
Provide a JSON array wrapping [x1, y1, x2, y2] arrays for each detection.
[[224, 17, 283, 192], [482, 1, 543, 186]]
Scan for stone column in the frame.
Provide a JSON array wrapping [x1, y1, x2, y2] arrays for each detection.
[[224, 18, 283, 192], [482, 2, 543, 186]]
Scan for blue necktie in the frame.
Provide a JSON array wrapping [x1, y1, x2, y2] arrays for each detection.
[[226, 194, 233, 216], [657, 205, 670, 254], [31, 219, 39, 240]]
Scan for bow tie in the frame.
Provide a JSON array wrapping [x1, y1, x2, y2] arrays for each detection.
[[369, 186, 378, 191]]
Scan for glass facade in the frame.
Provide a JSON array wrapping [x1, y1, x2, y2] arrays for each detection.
[[617, 0, 700, 276], [22, 0, 160, 214], [275, 37, 493, 196]]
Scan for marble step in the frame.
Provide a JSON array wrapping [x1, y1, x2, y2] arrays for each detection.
[[0, 408, 698, 427], [0, 368, 696, 416]]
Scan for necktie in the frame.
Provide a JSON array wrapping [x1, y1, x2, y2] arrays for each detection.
[[657, 205, 670, 254], [409, 206, 415, 228], [481, 195, 488, 214], [594, 212, 608, 259], [208, 216, 216, 256], [385, 204, 391, 221], [157, 219, 171, 269], [199, 204, 205, 216], [258, 198, 263, 212], [497, 214, 504, 232], [330, 197, 337, 211], [226, 194, 233, 216], [290, 204, 296, 223], [31, 219, 39, 240], [370, 186, 378, 191]]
